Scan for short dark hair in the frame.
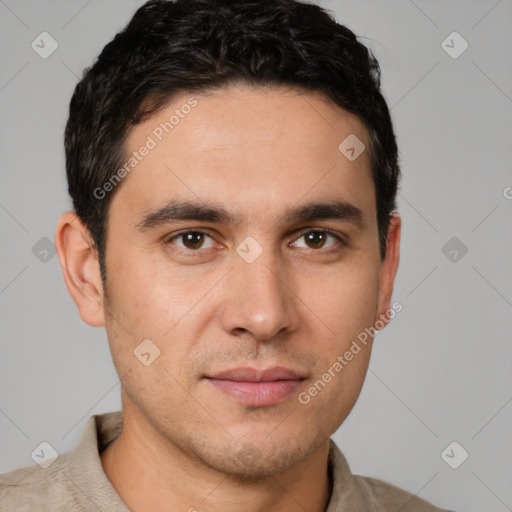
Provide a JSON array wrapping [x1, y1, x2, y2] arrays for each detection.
[[64, 0, 401, 283]]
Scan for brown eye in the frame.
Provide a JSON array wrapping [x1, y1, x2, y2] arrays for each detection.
[[181, 232, 205, 250], [167, 231, 216, 251], [305, 231, 328, 249], [290, 230, 343, 251]]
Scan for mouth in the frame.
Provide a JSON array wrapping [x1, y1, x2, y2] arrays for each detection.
[[204, 366, 307, 407]]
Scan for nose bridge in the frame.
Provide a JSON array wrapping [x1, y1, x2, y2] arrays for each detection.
[[221, 241, 298, 340]]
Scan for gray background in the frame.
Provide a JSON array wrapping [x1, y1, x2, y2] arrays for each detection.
[[1, 1, 511, 510]]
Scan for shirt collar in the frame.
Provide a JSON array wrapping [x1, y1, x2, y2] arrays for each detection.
[[64, 411, 128, 511]]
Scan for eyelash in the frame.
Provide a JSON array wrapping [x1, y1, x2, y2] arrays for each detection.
[[164, 228, 346, 256]]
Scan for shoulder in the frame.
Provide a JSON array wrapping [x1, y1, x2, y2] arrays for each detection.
[[354, 474, 456, 512], [327, 439, 456, 512], [0, 453, 80, 512]]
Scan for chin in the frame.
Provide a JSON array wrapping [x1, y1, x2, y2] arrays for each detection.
[[191, 432, 320, 480]]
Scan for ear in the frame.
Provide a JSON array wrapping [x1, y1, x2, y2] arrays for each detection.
[[375, 212, 401, 328], [54, 211, 106, 327]]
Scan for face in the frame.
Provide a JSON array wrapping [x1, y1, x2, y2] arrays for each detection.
[[64, 85, 400, 478]]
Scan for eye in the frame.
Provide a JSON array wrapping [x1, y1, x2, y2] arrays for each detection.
[[164, 228, 345, 255], [165, 230, 216, 251], [290, 229, 344, 251]]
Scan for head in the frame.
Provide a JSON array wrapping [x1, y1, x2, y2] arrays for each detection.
[[56, 0, 401, 478]]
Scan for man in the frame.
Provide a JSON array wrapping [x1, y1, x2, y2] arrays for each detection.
[[0, 0, 455, 510]]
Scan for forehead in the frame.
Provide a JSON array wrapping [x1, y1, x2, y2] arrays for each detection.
[[112, 85, 375, 227]]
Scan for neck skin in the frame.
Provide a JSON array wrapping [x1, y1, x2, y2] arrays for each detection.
[[100, 403, 332, 512]]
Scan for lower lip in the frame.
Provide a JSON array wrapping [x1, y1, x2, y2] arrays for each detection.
[[206, 378, 303, 406]]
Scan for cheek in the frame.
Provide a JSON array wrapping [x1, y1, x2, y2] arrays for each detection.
[[297, 269, 377, 426], [103, 249, 223, 391], [295, 258, 379, 409], [300, 258, 380, 344], [105, 245, 198, 334], [102, 263, 202, 413], [298, 350, 371, 436]]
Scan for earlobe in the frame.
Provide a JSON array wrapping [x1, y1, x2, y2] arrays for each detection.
[[54, 211, 106, 327], [375, 212, 401, 330]]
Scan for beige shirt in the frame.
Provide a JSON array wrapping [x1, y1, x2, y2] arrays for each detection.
[[0, 411, 454, 512]]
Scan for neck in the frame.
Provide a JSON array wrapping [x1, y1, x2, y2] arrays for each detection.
[[101, 409, 332, 512]]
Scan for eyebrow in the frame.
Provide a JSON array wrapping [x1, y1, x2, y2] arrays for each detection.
[[135, 198, 364, 232]]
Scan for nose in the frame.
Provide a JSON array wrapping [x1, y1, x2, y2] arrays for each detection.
[[220, 246, 300, 342]]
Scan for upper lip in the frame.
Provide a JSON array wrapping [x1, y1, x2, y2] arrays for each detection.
[[206, 366, 306, 382]]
